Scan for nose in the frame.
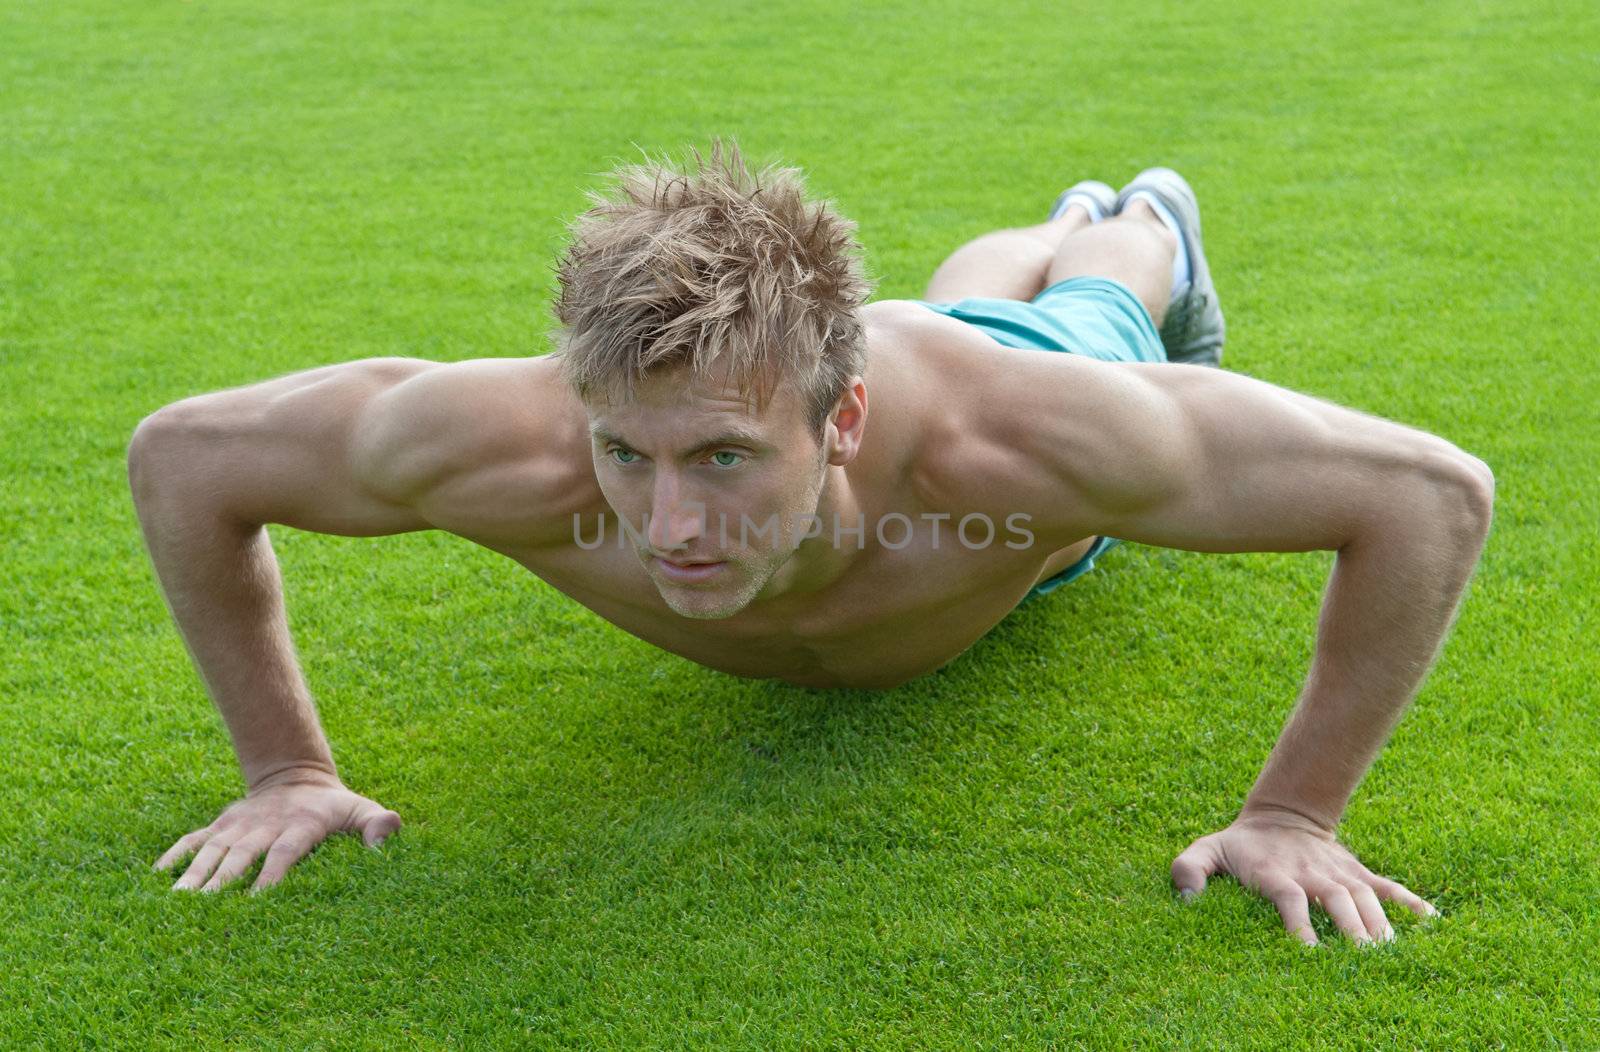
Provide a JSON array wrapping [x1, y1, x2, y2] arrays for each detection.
[[646, 473, 706, 555]]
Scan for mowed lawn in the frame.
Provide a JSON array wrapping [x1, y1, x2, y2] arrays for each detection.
[[3, 0, 1597, 1046]]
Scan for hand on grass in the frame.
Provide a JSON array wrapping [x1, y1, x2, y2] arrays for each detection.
[[1170, 805, 1439, 946], [155, 768, 401, 892]]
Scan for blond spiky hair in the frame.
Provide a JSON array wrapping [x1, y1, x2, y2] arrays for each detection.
[[551, 139, 874, 433]]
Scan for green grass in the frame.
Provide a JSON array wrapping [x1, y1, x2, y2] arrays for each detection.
[[4, 0, 1598, 1046]]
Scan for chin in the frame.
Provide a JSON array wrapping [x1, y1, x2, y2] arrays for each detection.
[[653, 564, 768, 620], [661, 595, 750, 620], [658, 586, 759, 620]]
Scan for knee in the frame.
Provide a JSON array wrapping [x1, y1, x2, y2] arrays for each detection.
[[1132, 203, 1184, 260], [1118, 199, 1178, 261], [1149, 217, 1178, 262]]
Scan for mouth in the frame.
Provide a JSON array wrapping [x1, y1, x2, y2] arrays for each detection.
[[652, 556, 728, 584]]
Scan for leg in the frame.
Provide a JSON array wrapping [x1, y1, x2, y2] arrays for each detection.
[[1045, 198, 1177, 328], [923, 206, 1093, 302], [922, 201, 1178, 328]]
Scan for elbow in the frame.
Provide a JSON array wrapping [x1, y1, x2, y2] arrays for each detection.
[[1354, 449, 1494, 553], [127, 410, 166, 500], [127, 402, 196, 502], [1445, 452, 1495, 540], [1460, 453, 1495, 521]]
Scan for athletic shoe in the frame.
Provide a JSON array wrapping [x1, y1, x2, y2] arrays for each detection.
[[1048, 180, 1116, 222], [1114, 167, 1224, 366]]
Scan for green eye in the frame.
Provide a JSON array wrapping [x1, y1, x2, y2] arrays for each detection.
[[710, 451, 743, 468], [610, 448, 638, 465]]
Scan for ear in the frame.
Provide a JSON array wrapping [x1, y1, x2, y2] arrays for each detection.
[[823, 377, 868, 466]]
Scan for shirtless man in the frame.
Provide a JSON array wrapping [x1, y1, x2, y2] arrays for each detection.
[[129, 143, 1492, 946]]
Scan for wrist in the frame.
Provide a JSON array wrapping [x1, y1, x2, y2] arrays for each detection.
[[1236, 798, 1337, 838], [247, 761, 341, 795]]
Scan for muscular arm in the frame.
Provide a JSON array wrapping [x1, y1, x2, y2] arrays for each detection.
[[1046, 362, 1493, 827], [981, 348, 1493, 942], [128, 356, 441, 887]]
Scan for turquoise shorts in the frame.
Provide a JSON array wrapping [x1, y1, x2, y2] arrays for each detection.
[[916, 276, 1168, 599]]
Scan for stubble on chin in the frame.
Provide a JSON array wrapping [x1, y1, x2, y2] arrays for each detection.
[[661, 584, 757, 620], [657, 558, 778, 620]]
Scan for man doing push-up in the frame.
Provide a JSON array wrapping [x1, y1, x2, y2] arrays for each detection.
[[130, 142, 1491, 946]]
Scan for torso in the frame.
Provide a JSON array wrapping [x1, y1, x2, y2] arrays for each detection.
[[412, 300, 1098, 689]]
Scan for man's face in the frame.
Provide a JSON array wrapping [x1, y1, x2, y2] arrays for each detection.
[[585, 365, 830, 620]]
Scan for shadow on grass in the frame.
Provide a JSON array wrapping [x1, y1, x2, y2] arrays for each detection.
[[391, 571, 1156, 896]]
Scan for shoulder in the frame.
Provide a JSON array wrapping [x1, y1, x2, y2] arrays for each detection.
[[859, 297, 1036, 435], [861, 297, 1100, 405], [353, 355, 600, 540], [862, 299, 1183, 535]]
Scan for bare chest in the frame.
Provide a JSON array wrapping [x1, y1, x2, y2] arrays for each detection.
[[503, 528, 1076, 689]]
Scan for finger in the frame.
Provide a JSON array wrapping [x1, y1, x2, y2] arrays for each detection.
[[201, 831, 276, 892], [1310, 882, 1372, 945], [360, 808, 402, 848], [1365, 872, 1439, 920], [252, 829, 318, 891], [1171, 837, 1219, 900], [173, 836, 234, 891], [1264, 880, 1318, 946], [1347, 880, 1394, 942], [154, 829, 211, 871]]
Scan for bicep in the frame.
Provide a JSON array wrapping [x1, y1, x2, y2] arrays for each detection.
[[130, 358, 440, 536]]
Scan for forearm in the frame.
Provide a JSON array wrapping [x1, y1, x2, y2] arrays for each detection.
[[1241, 475, 1493, 831], [131, 469, 338, 789]]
